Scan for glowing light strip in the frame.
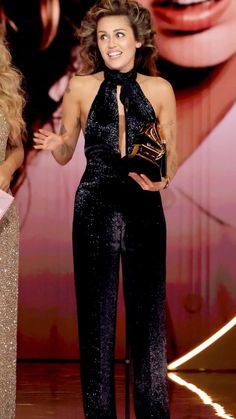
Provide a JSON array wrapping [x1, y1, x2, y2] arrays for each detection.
[[168, 316, 236, 370], [168, 373, 234, 419]]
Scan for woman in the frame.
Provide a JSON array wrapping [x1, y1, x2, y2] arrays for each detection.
[[0, 35, 25, 418], [34, 0, 177, 417]]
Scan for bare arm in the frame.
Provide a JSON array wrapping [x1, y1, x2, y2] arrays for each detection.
[[33, 76, 82, 165], [129, 78, 177, 191], [0, 142, 24, 191], [158, 79, 177, 182]]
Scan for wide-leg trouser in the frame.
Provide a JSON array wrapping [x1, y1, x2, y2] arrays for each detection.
[[73, 184, 169, 419]]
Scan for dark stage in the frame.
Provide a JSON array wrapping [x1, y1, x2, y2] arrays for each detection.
[[16, 362, 236, 418]]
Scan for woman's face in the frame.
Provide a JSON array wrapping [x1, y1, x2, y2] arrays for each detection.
[[140, 0, 236, 67], [97, 15, 141, 72]]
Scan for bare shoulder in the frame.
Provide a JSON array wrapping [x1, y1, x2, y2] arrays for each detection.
[[137, 74, 176, 118], [140, 74, 174, 94], [64, 72, 103, 107], [69, 72, 103, 92]]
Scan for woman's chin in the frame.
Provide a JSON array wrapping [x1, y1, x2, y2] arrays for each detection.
[[150, 0, 236, 68], [157, 22, 236, 68]]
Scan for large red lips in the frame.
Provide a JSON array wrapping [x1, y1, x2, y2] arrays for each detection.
[[152, 0, 231, 31]]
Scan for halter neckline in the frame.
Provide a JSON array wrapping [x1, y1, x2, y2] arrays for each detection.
[[104, 66, 137, 85]]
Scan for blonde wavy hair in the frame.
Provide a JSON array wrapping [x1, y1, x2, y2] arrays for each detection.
[[78, 0, 158, 76], [0, 34, 26, 145]]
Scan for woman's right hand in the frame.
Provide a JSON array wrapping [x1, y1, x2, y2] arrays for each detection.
[[33, 129, 63, 151]]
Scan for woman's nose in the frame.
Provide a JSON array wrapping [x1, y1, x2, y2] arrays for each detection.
[[108, 36, 116, 48]]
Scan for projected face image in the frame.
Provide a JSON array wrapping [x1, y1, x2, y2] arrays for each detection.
[[139, 0, 236, 67]]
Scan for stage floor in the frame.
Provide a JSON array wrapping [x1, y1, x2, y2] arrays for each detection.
[[16, 362, 236, 418]]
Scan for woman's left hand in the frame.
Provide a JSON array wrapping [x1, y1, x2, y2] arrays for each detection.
[[128, 172, 167, 191], [0, 164, 12, 192]]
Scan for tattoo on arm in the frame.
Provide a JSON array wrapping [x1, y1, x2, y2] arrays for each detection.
[[170, 159, 177, 175], [163, 122, 177, 178], [59, 142, 73, 157], [65, 85, 71, 94], [59, 125, 73, 158], [161, 120, 174, 130], [60, 125, 67, 135], [60, 143, 68, 157], [160, 121, 175, 150], [167, 127, 175, 146]]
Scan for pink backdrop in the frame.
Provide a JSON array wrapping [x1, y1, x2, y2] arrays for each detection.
[[11, 0, 236, 360]]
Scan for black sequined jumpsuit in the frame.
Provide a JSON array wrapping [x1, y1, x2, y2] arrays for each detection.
[[73, 68, 169, 419]]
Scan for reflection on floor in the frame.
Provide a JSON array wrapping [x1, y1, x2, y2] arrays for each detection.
[[168, 372, 236, 419], [16, 363, 236, 418]]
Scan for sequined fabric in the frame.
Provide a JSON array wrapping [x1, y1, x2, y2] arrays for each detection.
[[73, 68, 169, 418], [0, 113, 19, 419]]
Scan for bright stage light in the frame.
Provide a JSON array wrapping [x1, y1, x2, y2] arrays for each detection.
[[168, 316, 236, 370], [168, 373, 234, 419]]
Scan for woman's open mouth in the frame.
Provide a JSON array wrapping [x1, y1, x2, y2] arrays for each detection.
[[152, 0, 231, 31]]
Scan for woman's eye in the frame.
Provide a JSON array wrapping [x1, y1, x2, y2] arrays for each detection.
[[99, 34, 108, 40], [116, 32, 125, 38]]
